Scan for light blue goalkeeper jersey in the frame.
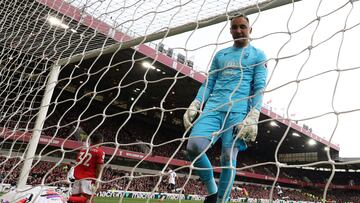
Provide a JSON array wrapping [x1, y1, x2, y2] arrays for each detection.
[[195, 44, 267, 113]]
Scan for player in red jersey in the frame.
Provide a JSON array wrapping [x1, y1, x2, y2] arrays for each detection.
[[68, 133, 105, 203]]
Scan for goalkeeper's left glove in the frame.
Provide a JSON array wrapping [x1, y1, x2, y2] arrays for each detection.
[[234, 109, 260, 143]]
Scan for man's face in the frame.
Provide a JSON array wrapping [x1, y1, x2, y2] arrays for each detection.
[[230, 17, 252, 47]]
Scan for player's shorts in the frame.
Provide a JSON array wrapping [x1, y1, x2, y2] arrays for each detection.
[[190, 111, 247, 150], [71, 179, 95, 196], [167, 183, 175, 190]]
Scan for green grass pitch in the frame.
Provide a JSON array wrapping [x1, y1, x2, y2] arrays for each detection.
[[93, 197, 246, 203], [93, 197, 202, 203]]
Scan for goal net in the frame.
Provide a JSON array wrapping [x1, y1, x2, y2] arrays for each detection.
[[0, 0, 359, 202]]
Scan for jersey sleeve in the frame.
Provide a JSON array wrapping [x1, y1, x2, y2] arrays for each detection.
[[96, 149, 105, 164], [251, 50, 268, 110], [195, 52, 220, 103]]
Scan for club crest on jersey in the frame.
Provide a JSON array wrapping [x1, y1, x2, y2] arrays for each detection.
[[225, 61, 240, 68]]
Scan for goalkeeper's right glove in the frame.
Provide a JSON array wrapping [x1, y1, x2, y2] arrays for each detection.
[[183, 99, 201, 130]]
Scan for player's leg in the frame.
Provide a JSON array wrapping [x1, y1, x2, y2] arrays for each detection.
[[217, 147, 239, 203], [68, 180, 88, 203], [68, 179, 95, 203], [68, 195, 88, 203], [217, 112, 247, 203], [171, 183, 176, 192], [70, 180, 81, 196], [186, 111, 221, 198], [187, 137, 217, 196]]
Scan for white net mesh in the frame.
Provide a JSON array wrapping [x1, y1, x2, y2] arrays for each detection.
[[0, 0, 360, 202]]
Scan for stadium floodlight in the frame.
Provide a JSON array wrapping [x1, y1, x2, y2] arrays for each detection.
[[47, 16, 69, 29], [47, 15, 77, 33], [292, 132, 301, 137], [270, 121, 279, 127], [308, 139, 317, 146], [142, 61, 156, 70]]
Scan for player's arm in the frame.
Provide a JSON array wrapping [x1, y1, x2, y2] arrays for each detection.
[[251, 50, 268, 110], [194, 53, 220, 104], [93, 150, 105, 194], [95, 163, 104, 179], [95, 150, 105, 179], [183, 53, 220, 129]]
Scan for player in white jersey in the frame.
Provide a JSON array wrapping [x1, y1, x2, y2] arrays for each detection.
[[167, 168, 177, 193]]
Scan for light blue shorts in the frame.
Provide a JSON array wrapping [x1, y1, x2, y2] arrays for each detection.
[[190, 111, 248, 150]]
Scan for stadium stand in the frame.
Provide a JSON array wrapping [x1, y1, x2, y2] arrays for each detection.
[[1, 157, 360, 202], [1, 85, 359, 202]]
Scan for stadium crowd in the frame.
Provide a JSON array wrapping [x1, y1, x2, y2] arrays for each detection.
[[0, 157, 359, 202], [41, 112, 360, 186], [1, 105, 360, 202], [37, 108, 283, 177]]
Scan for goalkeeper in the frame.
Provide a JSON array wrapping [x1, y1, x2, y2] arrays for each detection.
[[183, 14, 267, 203]]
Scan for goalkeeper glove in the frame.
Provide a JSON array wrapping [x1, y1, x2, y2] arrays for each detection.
[[183, 99, 201, 129], [234, 109, 260, 142]]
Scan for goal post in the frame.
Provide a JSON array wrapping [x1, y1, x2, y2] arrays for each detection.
[[17, 64, 61, 189]]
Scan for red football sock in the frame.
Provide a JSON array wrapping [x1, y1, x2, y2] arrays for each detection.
[[68, 195, 88, 203]]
